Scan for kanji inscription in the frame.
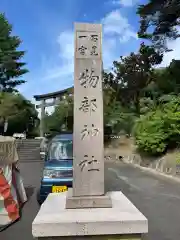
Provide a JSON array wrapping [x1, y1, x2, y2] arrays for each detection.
[[81, 124, 99, 140], [79, 155, 99, 172], [78, 45, 87, 55], [90, 34, 98, 42], [79, 97, 97, 113], [90, 45, 98, 56], [77, 31, 100, 58], [79, 68, 99, 88]]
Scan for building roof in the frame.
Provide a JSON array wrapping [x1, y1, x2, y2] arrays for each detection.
[[34, 87, 73, 101]]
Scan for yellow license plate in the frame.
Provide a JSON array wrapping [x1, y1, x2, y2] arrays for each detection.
[[52, 186, 68, 193]]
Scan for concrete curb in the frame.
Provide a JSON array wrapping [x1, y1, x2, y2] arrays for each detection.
[[122, 160, 180, 183]]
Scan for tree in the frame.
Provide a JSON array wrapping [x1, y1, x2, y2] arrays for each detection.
[[148, 59, 180, 97], [44, 94, 73, 135], [134, 95, 180, 155], [137, 0, 180, 51], [0, 92, 38, 136], [104, 43, 163, 114], [0, 13, 28, 92]]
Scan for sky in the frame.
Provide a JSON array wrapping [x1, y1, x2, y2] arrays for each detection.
[[0, 0, 180, 105]]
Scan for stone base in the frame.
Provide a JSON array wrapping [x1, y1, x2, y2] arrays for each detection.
[[66, 189, 112, 209], [32, 191, 148, 238], [36, 234, 143, 239]]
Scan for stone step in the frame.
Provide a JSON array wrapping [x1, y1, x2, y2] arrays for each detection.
[[17, 145, 40, 147], [16, 144, 41, 147], [16, 140, 41, 142], [17, 147, 41, 150], [18, 154, 41, 158], [19, 156, 40, 158], [16, 139, 42, 163], [18, 152, 40, 155], [18, 154, 40, 158], [18, 155, 40, 158], [17, 145, 40, 148], [20, 160, 42, 163], [17, 148, 40, 151], [16, 141, 41, 145], [18, 149, 40, 153], [19, 158, 40, 161], [18, 154, 40, 156], [16, 141, 40, 142], [18, 151, 40, 153], [17, 147, 40, 151], [20, 159, 43, 163], [18, 156, 40, 158]]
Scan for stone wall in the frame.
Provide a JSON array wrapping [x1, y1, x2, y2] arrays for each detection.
[[104, 136, 180, 178]]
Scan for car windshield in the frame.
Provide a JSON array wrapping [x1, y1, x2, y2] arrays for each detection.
[[47, 139, 73, 160]]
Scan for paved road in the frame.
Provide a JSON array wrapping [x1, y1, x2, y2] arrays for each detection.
[[1, 160, 44, 240], [1, 160, 180, 240], [106, 161, 180, 240]]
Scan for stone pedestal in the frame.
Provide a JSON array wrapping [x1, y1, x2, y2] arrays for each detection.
[[32, 22, 148, 240], [65, 189, 112, 209], [32, 191, 148, 239], [34, 235, 142, 240]]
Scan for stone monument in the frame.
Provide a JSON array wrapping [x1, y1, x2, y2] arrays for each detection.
[[66, 23, 111, 209], [32, 23, 148, 240]]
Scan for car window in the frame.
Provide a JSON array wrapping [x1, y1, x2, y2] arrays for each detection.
[[47, 140, 73, 160]]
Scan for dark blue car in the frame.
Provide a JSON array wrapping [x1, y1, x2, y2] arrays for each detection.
[[37, 133, 73, 204]]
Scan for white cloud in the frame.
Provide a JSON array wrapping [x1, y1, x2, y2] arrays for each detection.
[[112, 0, 140, 7], [57, 31, 74, 61], [43, 31, 74, 82], [102, 9, 138, 43], [41, 10, 136, 84], [41, 9, 138, 86], [101, 9, 138, 68], [19, 31, 74, 108], [160, 33, 180, 67], [103, 38, 117, 69], [24, 9, 138, 103]]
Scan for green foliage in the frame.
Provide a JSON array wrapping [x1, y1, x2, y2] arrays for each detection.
[[134, 96, 180, 155], [134, 111, 169, 154], [175, 154, 180, 165], [44, 95, 73, 135], [104, 100, 136, 135], [104, 43, 162, 114], [137, 0, 180, 51], [139, 97, 155, 114], [0, 13, 28, 92], [0, 92, 38, 136]]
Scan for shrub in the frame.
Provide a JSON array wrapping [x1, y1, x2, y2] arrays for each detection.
[[133, 96, 180, 155]]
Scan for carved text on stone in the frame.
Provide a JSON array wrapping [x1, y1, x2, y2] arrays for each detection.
[[81, 124, 99, 140], [78, 68, 99, 88], [79, 155, 99, 172], [79, 97, 97, 113]]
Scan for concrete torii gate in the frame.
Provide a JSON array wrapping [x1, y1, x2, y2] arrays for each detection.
[[34, 87, 73, 137]]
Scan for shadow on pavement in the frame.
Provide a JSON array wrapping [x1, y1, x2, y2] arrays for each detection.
[[25, 186, 35, 200]]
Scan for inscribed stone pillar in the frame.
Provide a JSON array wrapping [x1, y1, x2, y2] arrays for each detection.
[[40, 99, 45, 137], [32, 23, 148, 239], [73, 23, 104, 197]]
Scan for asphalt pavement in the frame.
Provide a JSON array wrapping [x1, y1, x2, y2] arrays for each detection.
[[1, 160, 180, 240], [1, 160, 44, 240]]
